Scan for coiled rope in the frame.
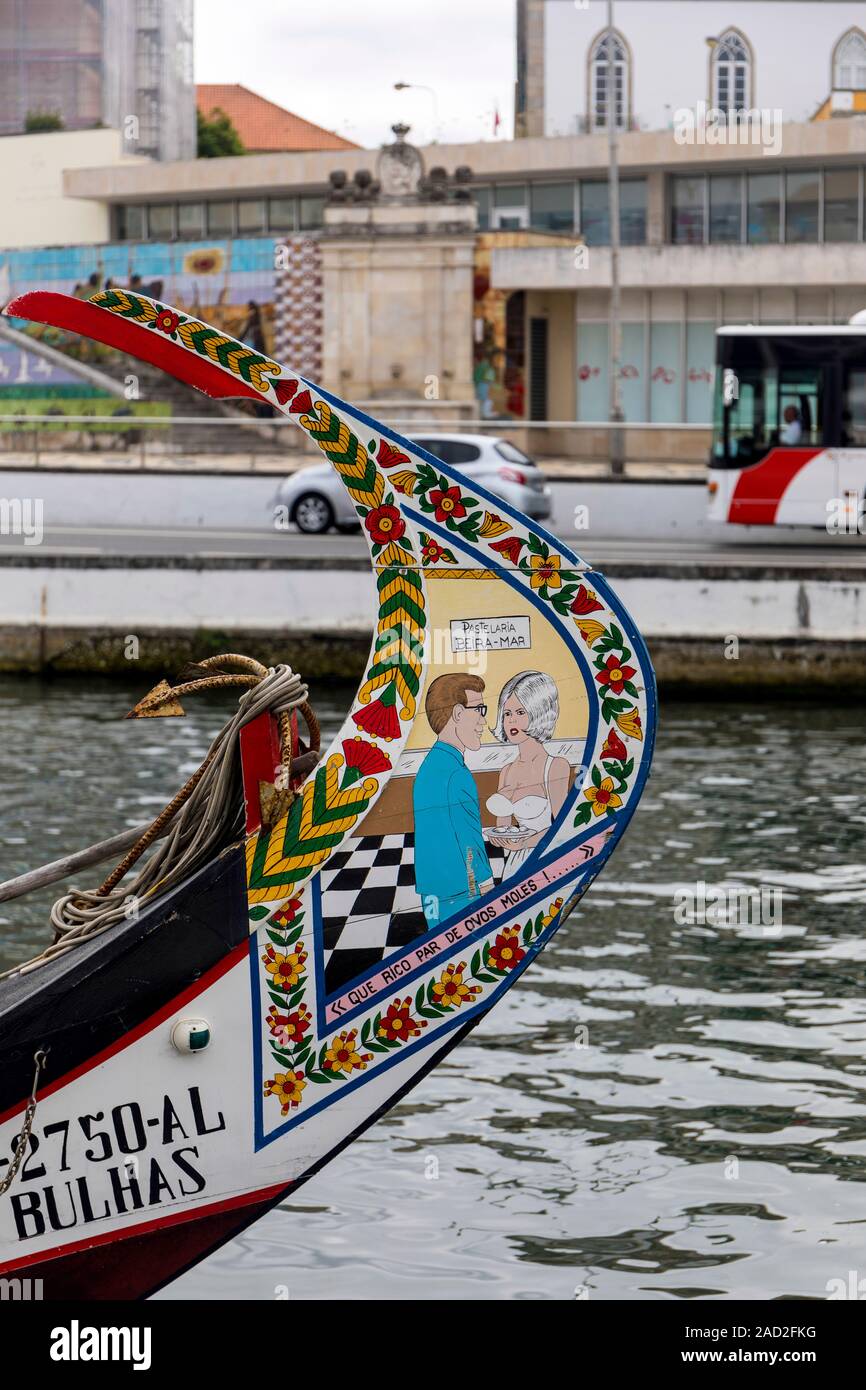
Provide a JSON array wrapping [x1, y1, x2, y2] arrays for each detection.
[[4, 654, 317, 978]]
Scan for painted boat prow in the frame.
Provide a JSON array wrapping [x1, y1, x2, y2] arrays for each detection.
[[0, 290, 657, 1298]]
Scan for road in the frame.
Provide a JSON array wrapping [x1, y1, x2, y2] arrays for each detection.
[[2, 522, 866, 569]]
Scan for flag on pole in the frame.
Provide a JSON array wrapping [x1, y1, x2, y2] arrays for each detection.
[[493, 106, 501, 136]]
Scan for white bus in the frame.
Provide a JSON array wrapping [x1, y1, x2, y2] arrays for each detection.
[[707, 323, 866, 531]]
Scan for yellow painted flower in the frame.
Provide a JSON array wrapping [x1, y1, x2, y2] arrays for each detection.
[[323, 1029, 371, 1075], [541, 896, 565, 929], [583, 778, 623, 817], [432, 961, 481, 1008], [614, 707, 643, 742], [262, 944, 307, 991], [478, 510, 511, 538], [390, 469, 416, 496], [574, 617, 606, 647], [265, 1070, 307, 1115], [529, 553, 562, 590]]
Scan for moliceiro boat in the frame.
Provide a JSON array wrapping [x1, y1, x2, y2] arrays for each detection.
[[0, 289, 657, 1299]]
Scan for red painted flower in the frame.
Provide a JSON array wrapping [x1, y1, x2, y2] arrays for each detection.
[[341, 737, 392, 784], [428, 486, 466, 523], [378, 997, 426, 1042], [352, 684, 401, 741], [154, 309, 180, 336], [487, 926, 526, 972], [571, 583, 604, 617], [600, 729, 628, 763], [489, 535, 524, 565], [267, 1003, 311, 1048], [270, 897, 303, 927], [274, 378, 299, 405], [420, 539, 443, 564], [288, 388, 313, 415], [595, 653, 637, 695], [364, 504, 405, 545], [378, 440, 410, 469]]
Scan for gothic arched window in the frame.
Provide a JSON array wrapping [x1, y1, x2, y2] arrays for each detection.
[[833, 29, 866, 88], [589, 30, 630, 132], [712, 30, 752, 114]]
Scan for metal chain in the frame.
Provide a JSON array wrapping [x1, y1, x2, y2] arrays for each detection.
[[0, 1050, 47, 1197]]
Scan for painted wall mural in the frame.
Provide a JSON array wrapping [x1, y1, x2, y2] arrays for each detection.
[[0, 235, 323, 411]]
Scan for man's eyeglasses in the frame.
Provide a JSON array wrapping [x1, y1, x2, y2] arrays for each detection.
[[465, 703, 487, 717]]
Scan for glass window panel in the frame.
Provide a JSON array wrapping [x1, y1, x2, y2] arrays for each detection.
[[779, 367, 822, 444], [207, 201, 234, 235], [843, 368, 866, 445], [620, 179, 646, 244], [472, 186, 491, 230], [649, 322, 681, 422], [785, 170, 819, 243], [495, 185, 528, 208], [576, 321, 609, 420], [724, 369, 778, 464], [147, 204, 174, 239], [299, 196, 325, 229], [709, 174, 741, 243], [685, 322, 716, 423], [824, 168, 859, 243], [747, 173, 780, 244], [580, 181, 609, 245], [671, 176, 704, 245], [177, 202, 204, 237], [268, 197, 297, 231], [237, 198, 266, 233], [120, 205, 147, 240], [619, 322, 645, 422], [530, 183, 574, 232]]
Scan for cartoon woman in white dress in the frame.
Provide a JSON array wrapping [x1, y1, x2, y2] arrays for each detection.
[[485, 671, 570, 877]]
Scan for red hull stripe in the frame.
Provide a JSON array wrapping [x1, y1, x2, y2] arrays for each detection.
[[0, 940, 248, 1127], [3, 292, 263, 403], [728, 447, 821, 524], [0, 1180, 288, 1278]]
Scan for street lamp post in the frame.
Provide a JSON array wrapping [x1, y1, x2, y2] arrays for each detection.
[[606, 0, 625, 477], [393, 82, 440, 142]]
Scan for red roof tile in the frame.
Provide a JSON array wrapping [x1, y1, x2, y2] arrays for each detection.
[[196, 84, 359, 153]]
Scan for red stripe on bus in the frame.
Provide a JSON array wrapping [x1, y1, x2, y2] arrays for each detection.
[[728, 448, 821, 524]]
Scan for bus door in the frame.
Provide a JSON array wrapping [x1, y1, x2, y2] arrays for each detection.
[[836, 364, 866, 530]]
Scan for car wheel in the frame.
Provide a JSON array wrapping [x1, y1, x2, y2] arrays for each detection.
[[292, 493, 335, 534]]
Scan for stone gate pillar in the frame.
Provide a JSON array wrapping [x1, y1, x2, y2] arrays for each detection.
[[321, 125, 477, 426]]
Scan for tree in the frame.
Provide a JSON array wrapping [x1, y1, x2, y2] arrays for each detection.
[[25, 109, 64, 133], [197, 107, 245, 158]]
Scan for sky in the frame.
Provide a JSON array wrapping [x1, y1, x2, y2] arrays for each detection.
[[193, 0, 517, 149]]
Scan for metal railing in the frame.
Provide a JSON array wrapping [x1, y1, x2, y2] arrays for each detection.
[[0, 413, 711, 469]]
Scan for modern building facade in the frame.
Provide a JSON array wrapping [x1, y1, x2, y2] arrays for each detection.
[[0, 0, 195, 161]]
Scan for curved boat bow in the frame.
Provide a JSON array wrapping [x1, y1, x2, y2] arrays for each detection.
[[0, 290, 657, 1298]]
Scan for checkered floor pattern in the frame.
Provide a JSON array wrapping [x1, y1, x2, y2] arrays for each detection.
[[318, 832, 506, 994]]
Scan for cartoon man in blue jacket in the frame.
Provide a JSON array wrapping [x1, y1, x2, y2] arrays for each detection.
[[413, 672, 493, 928]]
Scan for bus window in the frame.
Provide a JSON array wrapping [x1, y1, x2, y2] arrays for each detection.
[[778, 369, 822, 446], [715, 367, 778, 466], [842, 369, 866, 446]]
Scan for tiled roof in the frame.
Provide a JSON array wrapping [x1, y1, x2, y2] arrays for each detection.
[[196, 84, 359, 152]]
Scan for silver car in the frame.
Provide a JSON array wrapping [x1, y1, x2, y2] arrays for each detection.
[[273, 433, 552, 534]]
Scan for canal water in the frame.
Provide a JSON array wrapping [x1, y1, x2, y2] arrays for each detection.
[[1, 675, 865, 1301]]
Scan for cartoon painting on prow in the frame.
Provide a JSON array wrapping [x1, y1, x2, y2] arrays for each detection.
[[316, 574, 589, 995], [413, 673, 493, 928]]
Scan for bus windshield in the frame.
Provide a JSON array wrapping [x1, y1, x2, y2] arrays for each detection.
[[712, 355, 824, 468]]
